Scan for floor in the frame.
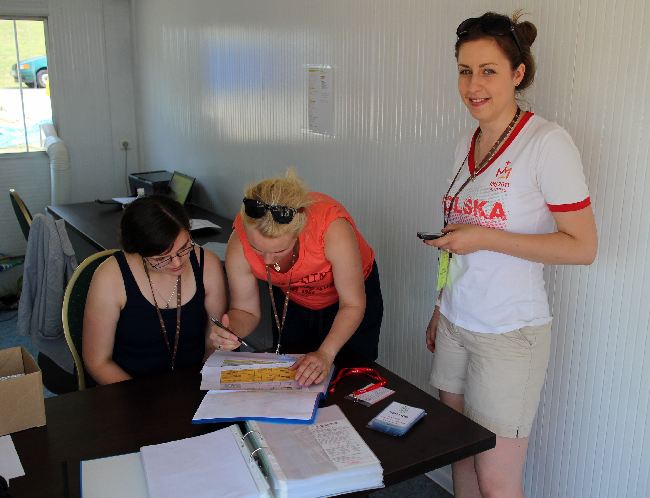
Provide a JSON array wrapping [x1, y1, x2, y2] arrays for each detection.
[[0, 310, 452, 497]]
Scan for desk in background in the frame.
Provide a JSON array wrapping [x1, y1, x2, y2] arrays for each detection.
[[9, 361, 494, 497], [47, 201, 232, 254]]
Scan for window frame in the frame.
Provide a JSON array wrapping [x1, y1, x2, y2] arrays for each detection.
[[0, 15, 54, 157]]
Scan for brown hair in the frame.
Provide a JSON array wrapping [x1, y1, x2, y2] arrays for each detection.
[[455, 11, 538, 92], [120, 195, 190, 256], [241, 168, 312, 238]]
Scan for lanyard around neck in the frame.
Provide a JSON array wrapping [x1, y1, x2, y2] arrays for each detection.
[[443, 107, 521, 226]]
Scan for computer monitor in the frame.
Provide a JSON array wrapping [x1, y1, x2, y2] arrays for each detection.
[[168, 171, 195, 205]]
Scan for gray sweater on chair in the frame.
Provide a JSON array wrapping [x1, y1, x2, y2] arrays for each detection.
[[17, 213, 78, 373]]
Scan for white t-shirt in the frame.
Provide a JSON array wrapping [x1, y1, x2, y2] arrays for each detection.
[[440, 113, 591, 333]]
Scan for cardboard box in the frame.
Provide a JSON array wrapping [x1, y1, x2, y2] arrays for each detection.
[[0, 347, 46, 436]]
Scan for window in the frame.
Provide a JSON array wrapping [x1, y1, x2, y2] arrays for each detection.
[[0, 18, 53, 154]]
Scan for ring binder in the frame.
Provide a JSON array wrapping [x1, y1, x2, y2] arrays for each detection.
[[249, 446, 264, 463], [81, 407, 383, 498], [241, 429, 261, 443]]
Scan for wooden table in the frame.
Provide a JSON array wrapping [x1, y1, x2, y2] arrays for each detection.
[[9, 360, 494, 497], [47, 201, 232, 251]]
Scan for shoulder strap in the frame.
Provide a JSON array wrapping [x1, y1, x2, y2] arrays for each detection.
[[113, 251, 139, 295], [189, 247, 205, 294]]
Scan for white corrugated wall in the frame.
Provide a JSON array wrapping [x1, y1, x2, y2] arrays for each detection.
[[131, 1, 650, 496]]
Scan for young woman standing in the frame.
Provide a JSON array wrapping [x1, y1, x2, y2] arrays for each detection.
[[424, 12, 597, 498]]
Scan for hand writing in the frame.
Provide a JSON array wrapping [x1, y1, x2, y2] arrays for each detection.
[[208, 313, 241, 351]]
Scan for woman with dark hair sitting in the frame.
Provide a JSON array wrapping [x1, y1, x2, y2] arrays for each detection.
[[83, 195, 227, 385]]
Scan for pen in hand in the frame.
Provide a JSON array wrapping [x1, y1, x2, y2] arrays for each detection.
[[209, 316, 253, 349]]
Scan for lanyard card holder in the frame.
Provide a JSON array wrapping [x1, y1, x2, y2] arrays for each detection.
[[329, 367, 389, 406], [344, 383, 395, 406], [367, 401, 427, 437], [436, 250, 450, 292]]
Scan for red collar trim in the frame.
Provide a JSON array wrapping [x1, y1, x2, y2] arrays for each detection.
[[468, 111, 534, 176]]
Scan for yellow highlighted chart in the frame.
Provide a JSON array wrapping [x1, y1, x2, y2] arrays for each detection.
[[220, 367, 296, 384]]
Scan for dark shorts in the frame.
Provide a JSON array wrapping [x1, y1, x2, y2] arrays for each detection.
[[271, 261, 383, 361]]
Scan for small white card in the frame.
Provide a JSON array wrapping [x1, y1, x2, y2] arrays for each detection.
[[366, 401, 426, 436], [345, 384, 395, 406], [374, 402, 424, 428], [0, 435, 25, 481]]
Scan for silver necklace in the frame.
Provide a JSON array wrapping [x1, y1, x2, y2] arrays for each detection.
[[150, 275, 181, 309]]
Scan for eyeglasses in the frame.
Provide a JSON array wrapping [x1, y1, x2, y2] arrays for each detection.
[[242, 197, 303, 225], [145, 240, 195, 269], [456, 15, 524, 54]]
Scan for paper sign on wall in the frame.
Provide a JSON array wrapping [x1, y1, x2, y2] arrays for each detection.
[[306, 65, 334, 136]]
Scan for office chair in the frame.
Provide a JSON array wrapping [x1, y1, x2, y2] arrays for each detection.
[[62, 249, 118, 390], [9, 188, 33, 241]]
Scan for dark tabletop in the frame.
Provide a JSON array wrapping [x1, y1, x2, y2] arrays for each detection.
[[47, 201, 232, 251], [9, 360, 494, 497]]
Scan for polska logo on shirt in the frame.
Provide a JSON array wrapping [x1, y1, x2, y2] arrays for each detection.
[[443, 195, 507, 223], [490, 160, 513, 192]]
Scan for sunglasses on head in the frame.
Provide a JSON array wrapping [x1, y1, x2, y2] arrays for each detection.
[[456, 15, 523, 54], [242, 197, 303, 224]]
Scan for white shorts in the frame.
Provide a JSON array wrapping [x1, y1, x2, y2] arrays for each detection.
[[430, 314, 552, 438]]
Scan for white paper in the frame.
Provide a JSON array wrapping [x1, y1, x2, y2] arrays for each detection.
[[0, 435, 24, 481], [190, 218, 221, 231], [309, 419, 378, 469], [111, 196, 136, 205], [202, 351, 297, 390], [201, 351, 329, 393], [248, 405, 383, 497], [193, 390, 320, 423], [140, 428, 261, 498], [203, 350, 297, 369], [306, 65, 334, 135], [82, 453, 148, 498]]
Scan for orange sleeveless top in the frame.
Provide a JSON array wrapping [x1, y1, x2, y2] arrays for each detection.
[[233, 192, 375, 310]]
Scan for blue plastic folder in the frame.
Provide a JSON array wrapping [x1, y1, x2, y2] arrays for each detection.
[[192, 389, 325, 425]]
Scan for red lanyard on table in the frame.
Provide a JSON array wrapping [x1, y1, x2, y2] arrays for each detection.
[[328, 367, 387, 396]]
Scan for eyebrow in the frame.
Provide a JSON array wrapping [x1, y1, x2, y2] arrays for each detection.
[[458, 62, 499, 68]]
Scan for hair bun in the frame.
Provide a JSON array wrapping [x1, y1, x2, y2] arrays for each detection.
[[516, 21, 537, 47]]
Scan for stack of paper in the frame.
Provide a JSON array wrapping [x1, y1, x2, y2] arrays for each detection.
[[247, 405, 384, 497], [81, 426, 269, 498], [194, 351, 331, 424], [82, 407, 383, 498]]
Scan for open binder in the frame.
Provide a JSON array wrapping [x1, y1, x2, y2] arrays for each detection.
[[80, 405, 383, 498], [194, 351, 333, 425]]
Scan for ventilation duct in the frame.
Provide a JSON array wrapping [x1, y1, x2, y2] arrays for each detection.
[[41, 123, 71, 204]]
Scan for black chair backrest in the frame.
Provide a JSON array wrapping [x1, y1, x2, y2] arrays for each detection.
[[63, 249, 118, 390], [9, 189, 33, 241]]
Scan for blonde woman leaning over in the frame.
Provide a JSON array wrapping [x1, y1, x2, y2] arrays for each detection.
[[211, 171, 383, 387], [424, 11, 597, 498]]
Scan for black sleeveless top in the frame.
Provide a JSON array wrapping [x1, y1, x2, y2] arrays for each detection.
[[112, 248, 207, 378]]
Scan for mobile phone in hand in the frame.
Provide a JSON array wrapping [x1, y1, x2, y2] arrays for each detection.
[[417, 231, 444, 240]]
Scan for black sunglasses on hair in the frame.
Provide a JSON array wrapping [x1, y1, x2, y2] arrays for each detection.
[[242, 198, 303, 224], [456, 16, 524, 54]]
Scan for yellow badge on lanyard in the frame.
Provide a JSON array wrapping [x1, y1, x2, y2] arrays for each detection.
[[436, 250, 450, 291]]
